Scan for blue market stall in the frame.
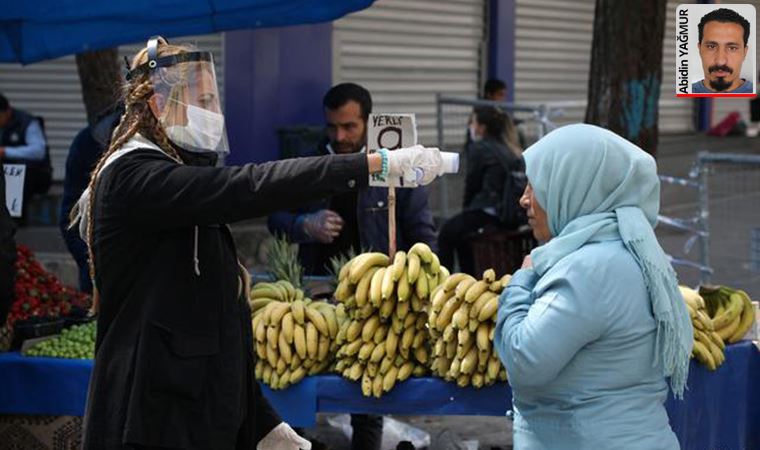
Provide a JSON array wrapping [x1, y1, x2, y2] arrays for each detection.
[[1, 341, 758, 450]]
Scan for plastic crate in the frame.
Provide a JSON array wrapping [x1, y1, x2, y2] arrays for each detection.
[[468, 226, 537, 276]]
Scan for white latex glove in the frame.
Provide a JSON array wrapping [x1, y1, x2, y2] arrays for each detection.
[[257, 422, 311, 450], [301, 209, 344, 243], [387, 144, 444, 186]]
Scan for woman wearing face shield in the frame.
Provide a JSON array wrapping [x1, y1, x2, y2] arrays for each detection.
[[493, 124, 692, 449], [71, 37, 443, 450]]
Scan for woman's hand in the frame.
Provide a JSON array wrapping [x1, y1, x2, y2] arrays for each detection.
[[257, 422, 311, 450], [521, 254, 533, 270]]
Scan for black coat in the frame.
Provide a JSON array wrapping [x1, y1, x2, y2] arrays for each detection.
[[83, 144, 369, 449], [463, 137, 522, 214]]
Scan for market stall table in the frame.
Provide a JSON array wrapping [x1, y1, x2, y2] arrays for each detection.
[[1, 341, 758, 449]]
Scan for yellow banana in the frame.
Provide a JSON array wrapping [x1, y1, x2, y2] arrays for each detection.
[[471, 291, 497, 319], [361, 373, 373, 397], [478, 296, 499, 322], [278, 331, 292, 364], [476, 323, 490, 351], [439, 265, 451, 280], [370, 341, 386, 363], [398, 361, 414, 381], [281, 312, 294, 344], [266, 324, 279, 349], [455, 277, 477, 300], [401, 327, 416, 352], [397, 271, 411, 302], [380, 294, 397, 320], [409, 242, 434, 263], [728, 292, 755, 343], [291, 299, 306, 325], [414, 346, 429, 364], [487, 355, 501, 379], [407, 252, 421, 284], [499, 274, 512, 289], [362, 315, 381, 342], [385, 330, 399, 359], [359, 341, 376, 361], [461, 345, 478, 374], [411, 294, 423, 313], [318, 335, 330, 361], [452, 305, 469, 330], [464, 280, 489, 303], [339, 258, 352, 282], [304, 306, 329, 336], [415, 270, 429, 300], [692, 339, 717, 370], [334, 278, 353, 302], [429, 252, 441, 274], [347, 319, 364, 342], [276, 280, 296, 301], [289, 366, 306, 385], [443, 323, 455, 343], [314, 303, 339, 339], [306, 322, 318, 359], [391, 251, 407, 281], [349, 253, 390, 284], [343, 338, 363, 357], [489, 280, 503, 293], [369, 267, 387, 306], [716, 313, 742, 341], [431, 286, 452, 314], [373, 324, 389, 344], [471, 373, 484, 389], [383, 366, 399, 392], [712, 292, 744, 329], [372, 373, 384, 398], [249, 297, 276, 315], [436, 296, 463, 331], [293, 324, 307, 359], [482, 268, 496, 283], [355, 266, 380, 308], [396, 298, 410, 319], [380, 356, 393, 375]]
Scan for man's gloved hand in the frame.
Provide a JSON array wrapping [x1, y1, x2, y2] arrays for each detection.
[[257, 422, 311, 450], [300, 209, 344, 244], [386, 144, 444, 186]]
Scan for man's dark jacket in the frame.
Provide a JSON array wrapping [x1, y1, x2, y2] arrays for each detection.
[[267, 141, 437, 275], [0, 173, 16, 324], [83, 140, 368, 449]]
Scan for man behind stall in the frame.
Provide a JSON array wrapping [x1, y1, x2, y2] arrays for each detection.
[[268, 83, 437, 450]]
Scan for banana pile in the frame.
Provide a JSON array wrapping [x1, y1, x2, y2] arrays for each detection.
[[252, 294, 346, 390], [701, 285, 756, 344], [680, 286, 726, 371], [248, 280, 306, 316], [333, 244, 447, 397], [428, 269, 509, 388]]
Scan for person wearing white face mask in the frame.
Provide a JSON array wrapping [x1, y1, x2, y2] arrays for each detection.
[[439, 106, 525, 275], [69, 37, 443, 450]]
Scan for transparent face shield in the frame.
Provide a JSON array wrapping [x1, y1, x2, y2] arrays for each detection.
[[129, 42, 229, 155]]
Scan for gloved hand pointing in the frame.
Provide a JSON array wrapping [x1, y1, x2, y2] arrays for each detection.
[[300, 209, 344, 244], [257, 422, 311, 450], [386, 144, 444, 186]]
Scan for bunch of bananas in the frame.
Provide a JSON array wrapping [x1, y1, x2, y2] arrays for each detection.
[[680, 286, 726, 371], [333, 244, 447, 397], [700, 285, 756, 345], [252, 298, 346, 389], [248, 280, 306, 317], [428, 269, 509, 388]]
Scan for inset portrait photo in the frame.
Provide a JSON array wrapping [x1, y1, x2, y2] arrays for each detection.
[[676, 4, 757, 97]]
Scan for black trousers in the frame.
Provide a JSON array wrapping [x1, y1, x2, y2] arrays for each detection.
[[438, 210, 499, 275], [351, 413, 383, 450]]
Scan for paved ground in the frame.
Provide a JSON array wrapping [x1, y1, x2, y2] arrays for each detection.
[[12, 131, 760, 450]]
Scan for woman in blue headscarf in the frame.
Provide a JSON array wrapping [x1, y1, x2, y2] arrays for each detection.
[[494, 124, 693, 449]]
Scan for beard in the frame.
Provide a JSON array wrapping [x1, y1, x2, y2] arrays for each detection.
[[709, 77, 734, 92], [707, 65, 735, 91]]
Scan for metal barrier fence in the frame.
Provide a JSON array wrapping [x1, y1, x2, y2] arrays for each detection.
[[432, 95, 566, 220], [659, 152, 760, 296]]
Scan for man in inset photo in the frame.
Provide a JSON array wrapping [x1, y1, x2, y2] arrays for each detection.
[[693, 8, 753, 94]]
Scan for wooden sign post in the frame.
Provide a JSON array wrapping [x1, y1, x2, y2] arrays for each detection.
[[367, 114, 417, 258]]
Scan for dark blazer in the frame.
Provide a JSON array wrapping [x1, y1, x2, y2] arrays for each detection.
[[83, 144, 368, 449]]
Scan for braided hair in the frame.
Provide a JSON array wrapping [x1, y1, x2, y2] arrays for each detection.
[[71, 38, 193, 313]]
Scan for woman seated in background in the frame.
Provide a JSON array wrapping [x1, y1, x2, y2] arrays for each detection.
[[438, 106, 524, 275]]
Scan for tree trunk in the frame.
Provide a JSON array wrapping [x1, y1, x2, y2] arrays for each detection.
[[584, 0, 667, 157], [75, 49, 121, 127]]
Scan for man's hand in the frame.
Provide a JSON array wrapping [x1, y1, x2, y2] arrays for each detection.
[[301, 209, 344, 244], [520, 254, 533, 270]]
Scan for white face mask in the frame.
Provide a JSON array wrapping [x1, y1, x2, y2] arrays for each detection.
[[165, 104, 226, 153], [469, 126, 482, 142]]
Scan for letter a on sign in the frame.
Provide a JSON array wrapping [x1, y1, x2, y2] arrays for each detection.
[[367, 113, 417, 187]]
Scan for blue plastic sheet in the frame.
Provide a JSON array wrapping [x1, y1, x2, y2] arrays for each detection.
[[0, 0, 374, 63], [1, 341, 758, 450]]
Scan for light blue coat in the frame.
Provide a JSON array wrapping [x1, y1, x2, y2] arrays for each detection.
[[495, 238, 681, 450]]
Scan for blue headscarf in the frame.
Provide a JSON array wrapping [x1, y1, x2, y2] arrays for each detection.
[[523, 124, 693, 398]]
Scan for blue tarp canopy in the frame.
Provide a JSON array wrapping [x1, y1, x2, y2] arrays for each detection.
[[0, 0, 374, 64]]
